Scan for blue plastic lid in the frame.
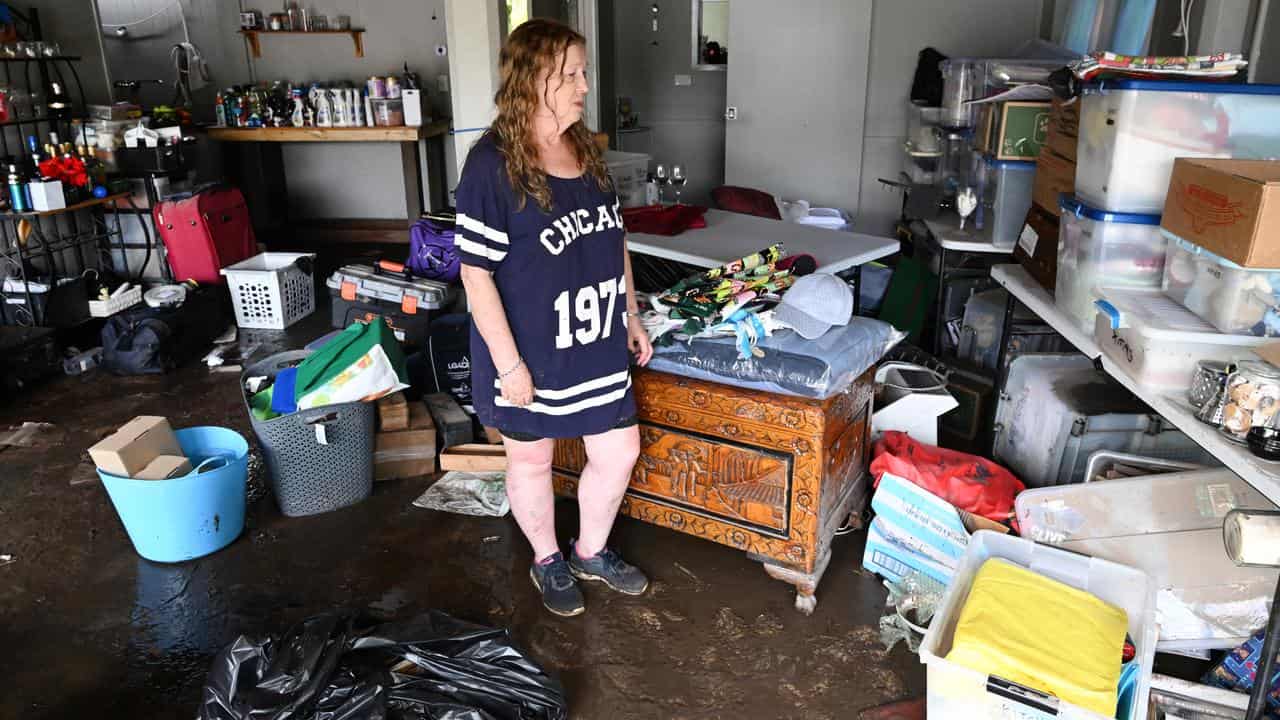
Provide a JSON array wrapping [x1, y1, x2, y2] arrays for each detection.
[[1084, 79, 1280, 95], [984, 156, 1036, 170], [1059, 195, 1161, 224]]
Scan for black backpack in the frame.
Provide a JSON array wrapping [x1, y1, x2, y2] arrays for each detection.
[[102, 287, 228, 375]]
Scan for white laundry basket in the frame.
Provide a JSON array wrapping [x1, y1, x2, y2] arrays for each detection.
[[221, 252, 316, 330]]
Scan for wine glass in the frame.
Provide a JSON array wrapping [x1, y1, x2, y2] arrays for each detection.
[[671, 164, 687, 205], [654, 163, 669, 205]]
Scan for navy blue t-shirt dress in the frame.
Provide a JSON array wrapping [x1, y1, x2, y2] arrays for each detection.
[[454, 133, 636, 439]]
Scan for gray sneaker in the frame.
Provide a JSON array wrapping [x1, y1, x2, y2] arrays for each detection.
[[568, 543, 650, 596], [529, 552, 585, 617]]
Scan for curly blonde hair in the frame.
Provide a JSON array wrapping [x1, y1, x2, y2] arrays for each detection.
[[488, 18, 610, 212]]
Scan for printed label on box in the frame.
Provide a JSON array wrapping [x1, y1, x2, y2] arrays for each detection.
[[1017, 223, 1039, 255], [1174, 179, 1246, 233]]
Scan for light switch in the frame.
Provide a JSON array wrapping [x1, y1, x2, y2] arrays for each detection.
[[674, 74, 692, 86], [437, 74, 450, 93]]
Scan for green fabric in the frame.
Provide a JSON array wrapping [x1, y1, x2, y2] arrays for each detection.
[[249, 385, 279, 421], [293, 318, 408, 403], [877, 257, 937, 347]]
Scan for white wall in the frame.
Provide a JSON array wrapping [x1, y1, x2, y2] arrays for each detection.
[[611, 0, 727, 206], [855, 0, 1047, 236]]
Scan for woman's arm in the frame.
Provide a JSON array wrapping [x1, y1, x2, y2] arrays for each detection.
[[622, 244, 653, 366], [460, 265, 534, 406]]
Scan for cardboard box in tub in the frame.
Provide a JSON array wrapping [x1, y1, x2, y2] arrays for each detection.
[[88, 416, 184, 478], [1161, 158, 1280, 268], [862, 472, 1007, 585]]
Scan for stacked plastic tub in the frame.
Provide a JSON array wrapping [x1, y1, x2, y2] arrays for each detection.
[[1076, 80, 1280, 391], [1054, 196, 1166, 332]]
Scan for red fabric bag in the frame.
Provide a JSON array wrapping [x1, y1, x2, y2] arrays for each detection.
[[870, 431, 1024, 522]]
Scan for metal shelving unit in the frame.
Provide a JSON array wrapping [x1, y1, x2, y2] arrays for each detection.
[[0, 8, 126, 327]]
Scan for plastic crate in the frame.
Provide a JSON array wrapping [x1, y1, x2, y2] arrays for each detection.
[[919, 531, 1157, 720], [221, 252, 315, 330], [1076, 79, 1280, 214], [1055, 196, 1165, 333], [1161, 229, 1280, 337], [1094, 287, 1269, 391], [242, 350, 374, 517], [88, 285, 142, 317]]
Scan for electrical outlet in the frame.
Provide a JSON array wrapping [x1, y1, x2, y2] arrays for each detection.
[[674, 74, 692, 86], [437, 74, 450, 93]]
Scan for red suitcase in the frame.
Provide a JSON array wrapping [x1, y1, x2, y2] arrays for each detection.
[[153, 186, 257, 284]]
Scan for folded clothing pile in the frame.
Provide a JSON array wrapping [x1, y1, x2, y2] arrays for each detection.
[[248, 318, 409, 420]]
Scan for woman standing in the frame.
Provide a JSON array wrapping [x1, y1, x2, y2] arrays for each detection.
[[455, 18, 652, 617]]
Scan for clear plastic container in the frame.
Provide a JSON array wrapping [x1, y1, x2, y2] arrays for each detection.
[[1094, 287, 1269, 391], [919, 531, 1157, 720], [604, 150, 651, 208], [371, 98, 404, 126], [1220, 359, 1280, 441], [1161, 229, 1280, 337], [1055, 195, 1166, 332], [979, 157, 1034, 248], [1076, 79, 1280, 214], [939, 59, 981, 129], [1015, 468, 1278, 651]]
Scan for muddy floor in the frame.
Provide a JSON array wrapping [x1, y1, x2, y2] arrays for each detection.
[[0, 305, 923, 719]]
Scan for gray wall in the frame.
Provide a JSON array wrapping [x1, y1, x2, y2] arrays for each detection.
[[610, 0, 726, 206], [25, 0, 111, 104], [855, 0, 1047, 236]]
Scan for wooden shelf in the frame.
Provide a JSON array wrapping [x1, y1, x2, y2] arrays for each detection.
[[239, 29, 364, 58], [3, 191, 130, 218], [206, 120, 450, 143]]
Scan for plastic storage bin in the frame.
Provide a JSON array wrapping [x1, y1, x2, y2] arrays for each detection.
[[1094, 287, 1269, 390], [222, 252, 316, 330], [243, 350, 375, 517], [1016, 468, 1278, 652], [1076, 79, 1280, 214], [993, 353, 1211, 486], [978, 157, 1034, 248], [1162, 229, 1280, 337], [604, 150, 650, 208], [920, 531, 1157, 720], [97, 426, 249, 563], [1055, 196, 1166, 332]]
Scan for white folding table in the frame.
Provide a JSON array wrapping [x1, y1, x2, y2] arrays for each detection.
[[626, 209, 899, 312]]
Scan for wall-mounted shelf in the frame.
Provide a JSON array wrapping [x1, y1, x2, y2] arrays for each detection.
[[206, 120, 450, 143], [3, 191, 130, 218], [239, 29, 365, 58]]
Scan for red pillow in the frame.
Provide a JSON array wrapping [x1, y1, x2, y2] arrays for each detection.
[[711, 186, 781, 220]]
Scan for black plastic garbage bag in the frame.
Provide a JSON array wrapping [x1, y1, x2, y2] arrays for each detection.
[[197, 611, 567, 720]]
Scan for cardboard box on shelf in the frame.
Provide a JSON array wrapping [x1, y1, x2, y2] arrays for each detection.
[[1161, 158, 1280, 268], [135, 455, 193, 480], [88, 416, 183, 477], [1032, 147, 1074, 216], [1015, 202, 1061, 292], [977, 101, 1051, 161], [1044, 96, 1079, 162]]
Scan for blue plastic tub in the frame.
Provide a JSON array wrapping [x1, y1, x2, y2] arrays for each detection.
[[98, 426, 249, 563]]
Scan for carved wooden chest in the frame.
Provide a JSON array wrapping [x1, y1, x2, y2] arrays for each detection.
[[553, 366, 874, 613]]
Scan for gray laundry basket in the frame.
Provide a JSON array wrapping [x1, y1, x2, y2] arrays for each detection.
[[243, 350, 375, 517]]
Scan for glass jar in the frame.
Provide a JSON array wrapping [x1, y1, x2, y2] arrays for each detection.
[[939, 59, 981, 129], [1220, 360, 1280, 441]]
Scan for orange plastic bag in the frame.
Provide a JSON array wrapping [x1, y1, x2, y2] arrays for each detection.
[[870, 431, 1024, 522]]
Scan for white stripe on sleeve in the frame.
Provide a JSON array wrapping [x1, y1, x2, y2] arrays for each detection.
[[454, 233, 508, 262], [457, 213, 510, 245]]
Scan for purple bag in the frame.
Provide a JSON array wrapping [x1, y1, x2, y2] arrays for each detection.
[[408, 213, 460, 282]]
